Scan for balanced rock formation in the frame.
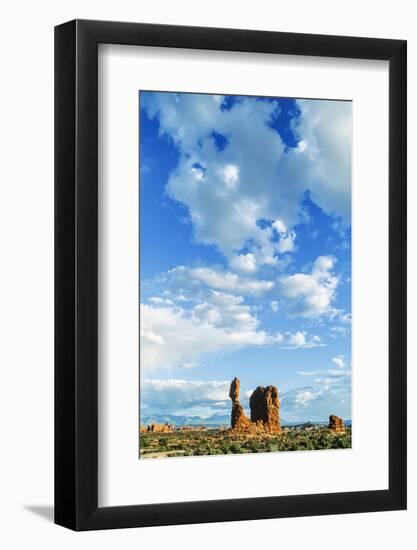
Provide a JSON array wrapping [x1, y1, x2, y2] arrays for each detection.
[[229, 377, 281, 433], [229, 377, 251, 430], [250, 385, 281, 433], [328, 415, 345, 432]]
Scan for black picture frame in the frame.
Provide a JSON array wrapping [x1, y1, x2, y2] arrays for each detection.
[[55, 19, 407, 531]]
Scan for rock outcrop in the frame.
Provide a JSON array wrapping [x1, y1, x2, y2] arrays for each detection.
[[229, 377, 281, 433], [250, 385, 281, 433], [229, 377, 251, 430], [147, 422, 173, 433], [328, 415, 345, 432]]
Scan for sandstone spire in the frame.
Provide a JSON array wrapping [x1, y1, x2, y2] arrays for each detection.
[[229, 377, 251, 430], [328, 414, 345, 432]]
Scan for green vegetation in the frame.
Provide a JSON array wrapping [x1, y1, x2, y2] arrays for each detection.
[[139, 427, 352, 459]]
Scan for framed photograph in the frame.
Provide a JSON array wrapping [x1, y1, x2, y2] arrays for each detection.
[[55, 20, 406, 530]]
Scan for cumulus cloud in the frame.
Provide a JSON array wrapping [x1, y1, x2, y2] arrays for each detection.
[[220, 164, 239, 189], [141, 92, 351, 269], [283, 331, 323, 349], [229, 253, 257, 273], [141, 300, 270, 371], [141, 297, 323, 370], [141, 379, 231, 417], [192, 267, 274, 294], [278, 255, 339, 318], [332, 355, 346, 369], [152, 265, 274, 297], [293, 389, 321, 407], [273, 219, 297, 254], [292, 99, 352, 222]]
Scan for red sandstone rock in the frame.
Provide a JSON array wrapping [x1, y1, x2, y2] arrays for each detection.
[[147, 422, 173, 433], [229, 377, 251, 430], [229, 377, 240, 402], [250, 385, 281, 433], [328, 415, 345, 432], [229, 377, 281, 433]]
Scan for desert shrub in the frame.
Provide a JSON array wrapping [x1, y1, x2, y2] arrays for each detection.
[[245, 439, 262, 453], [334, 433, 351, 448], [194, 442, 214, 456], [229, 442, 243, 454], [209, 447, 224, 455], [141, 426, 352, 457], [158, 437, 169, 450]]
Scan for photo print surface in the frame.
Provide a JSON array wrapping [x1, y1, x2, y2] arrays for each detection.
[[139, 91, 352, 459]]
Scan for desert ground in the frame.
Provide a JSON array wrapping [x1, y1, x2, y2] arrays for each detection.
[[139, 425, 352, 459]]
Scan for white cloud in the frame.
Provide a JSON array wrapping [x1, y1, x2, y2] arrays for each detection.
[[332, 355, 346, 369], [220, 164, 239, 189], [281, 371, 351, 421], [272, 219, 287, 234], [292, 99, 352, 221], [339, 312, 352, 324], [270, 300, 279, 312], [149, 296, 174, 306], [141, 93, 351, 269], [273, 219, 297, 254], [278, 255, 339, 318], [324, 369, 351, 377], [298, 369, 349, 378], [141, 295, 323, 370], [294, 390, 320, 406], [140, 301, 270, 371], [191, 165, 204, 181], [141, 329, 165, 345], [141, 379, 230, 414], [167, 265, 274, 296], [276, 229, 297, 254], [297, 139, 308, 153], [282, 331, 323, 349], [230, 253, 257, 273], [288, 331, 308, 348]]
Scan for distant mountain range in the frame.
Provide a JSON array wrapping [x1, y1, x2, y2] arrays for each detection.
[[141, 412, 231, 427], [141, 413, 352, 428]]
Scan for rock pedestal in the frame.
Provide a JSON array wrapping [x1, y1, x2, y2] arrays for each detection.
[[229, 377, 251, 430], [328, 415, 345, 432], [229, 377, 281, 433]]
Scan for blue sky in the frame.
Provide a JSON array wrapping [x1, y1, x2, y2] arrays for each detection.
[[139, 91, 351, 424]]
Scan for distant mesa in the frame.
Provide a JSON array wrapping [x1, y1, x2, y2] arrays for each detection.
[[328, 414, 345, 432], [229, 377, 281, 434]]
